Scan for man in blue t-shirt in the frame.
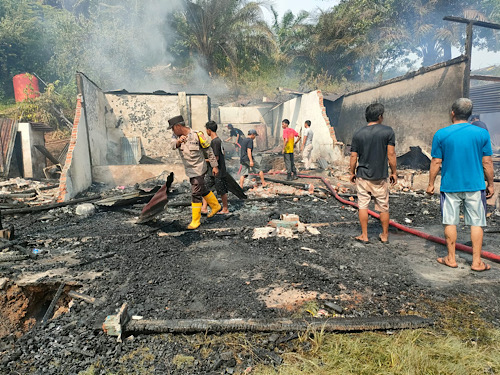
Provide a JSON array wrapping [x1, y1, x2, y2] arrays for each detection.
[[427, 98, 494, 272]]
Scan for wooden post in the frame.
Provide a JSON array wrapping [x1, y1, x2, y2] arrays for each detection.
[[463, 22, 473, 98]]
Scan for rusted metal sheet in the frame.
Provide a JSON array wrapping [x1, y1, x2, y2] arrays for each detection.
[[0, 118, 18, 176], [137, 172, 174, 223]]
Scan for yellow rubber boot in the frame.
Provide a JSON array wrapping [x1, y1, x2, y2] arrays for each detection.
[[187, 202, 202, 229], [204, 191, 221, 218]]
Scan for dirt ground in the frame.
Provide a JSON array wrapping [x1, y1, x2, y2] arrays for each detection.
[[1, 166, 499, 374]]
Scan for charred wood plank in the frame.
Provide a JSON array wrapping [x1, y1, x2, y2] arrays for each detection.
[[2, 195, 102, 215], [68, 290, 96, 304], [125, 315, 432, 335], [41, 282, 66, 325]]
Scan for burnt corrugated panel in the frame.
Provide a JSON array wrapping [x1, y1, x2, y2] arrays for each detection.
[[0, 118, 18, 175], [470, 83, 500, 113]]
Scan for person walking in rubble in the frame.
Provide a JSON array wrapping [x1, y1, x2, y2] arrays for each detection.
[[427, 98, 494, 272], [239, 129, 267, 188], [301, 120, 314, 170], [201, 121, 230, 215], [225, 123, 245, 153], [282, 119, 301, 180], [350, 103, 397, 244], [169, 115, 221, 229]]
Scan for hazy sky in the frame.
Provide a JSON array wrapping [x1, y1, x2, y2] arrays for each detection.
[[266, 0, 500, 70]]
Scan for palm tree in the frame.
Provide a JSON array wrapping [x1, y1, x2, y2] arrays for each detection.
[[171, 0, 274, 76], [270, 6, 311, 66]]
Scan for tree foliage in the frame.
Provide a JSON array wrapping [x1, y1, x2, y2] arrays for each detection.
[[1, 0, 500, 108]]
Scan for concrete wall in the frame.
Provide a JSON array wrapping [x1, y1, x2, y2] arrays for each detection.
[[58, 73, 212, 195], [92, 164, 187, 186], [270, 91, 341, 163], [334, 57, 467, 154], [219, 105, 274, 151]]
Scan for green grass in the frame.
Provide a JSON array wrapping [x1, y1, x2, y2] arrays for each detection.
[[252, 297, 500, 375]]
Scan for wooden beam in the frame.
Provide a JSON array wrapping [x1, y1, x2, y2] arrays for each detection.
[[470, 75, 500, 82], [443, 16, 500, 31]]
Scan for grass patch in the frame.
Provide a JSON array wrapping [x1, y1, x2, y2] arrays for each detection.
[[253, 296, 500, 375]]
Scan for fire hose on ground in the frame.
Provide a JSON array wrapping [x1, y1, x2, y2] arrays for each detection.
[[262, 173, 500, 264]]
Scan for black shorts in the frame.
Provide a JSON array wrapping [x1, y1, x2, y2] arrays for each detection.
[[205, 175, 228, 196]]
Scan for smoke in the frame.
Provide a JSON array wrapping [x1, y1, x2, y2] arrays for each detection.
[[81, 0, 229, 97]]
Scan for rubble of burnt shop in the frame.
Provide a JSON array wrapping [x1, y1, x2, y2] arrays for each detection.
[[0, 150, 499, 375]]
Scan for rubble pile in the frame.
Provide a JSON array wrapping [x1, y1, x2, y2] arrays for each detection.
[[0, 178, 59, 208], [0, 169, 498, 374]]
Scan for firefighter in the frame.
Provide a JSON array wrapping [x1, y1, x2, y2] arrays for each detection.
[[169, 115, 221, 229]]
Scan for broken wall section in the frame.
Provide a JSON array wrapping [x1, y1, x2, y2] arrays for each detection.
[[334, 56, 467, 154], [218, 104, 274, 151], [270, 91, 340, 163], [58, 95, 92, 202], [58, 73, 211, 200]]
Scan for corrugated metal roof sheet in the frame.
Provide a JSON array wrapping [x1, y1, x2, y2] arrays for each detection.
[[0, 118, 18, 176], [29, 122, 53, 132], [470, 83, 500, 114]]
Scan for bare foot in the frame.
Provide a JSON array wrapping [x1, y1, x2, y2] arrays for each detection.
[[217, 209, 230, 214], [201, 210, 208, 215]]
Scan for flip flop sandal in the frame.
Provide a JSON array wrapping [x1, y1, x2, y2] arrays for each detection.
[[471, 262, 491, 272], [379, 235, 389, 244], [437, 257, 458, 268], [354, 237, 370, 244]]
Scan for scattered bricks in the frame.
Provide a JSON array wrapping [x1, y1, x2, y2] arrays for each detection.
[[252, 227, 276, 239], [268, 220, 298, 229], [0, 277, 8, 289], [281, 214, 299, 222], [297, 223, 306, 233], [306, 226, 321, 235], [276, 227, 297, 239]]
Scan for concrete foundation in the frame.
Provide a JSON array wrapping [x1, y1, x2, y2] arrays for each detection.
[[92, 165, 187, 186]]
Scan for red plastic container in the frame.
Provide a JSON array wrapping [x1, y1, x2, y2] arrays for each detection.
[[13, 73, 40, 102]]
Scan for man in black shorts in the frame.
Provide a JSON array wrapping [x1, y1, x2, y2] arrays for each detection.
[[202, 121, 230, 214]]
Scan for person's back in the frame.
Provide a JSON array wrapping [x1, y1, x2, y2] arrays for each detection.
[[351, 124, 395, 180], [239, 137, 252, 163], [209, 136, 226, 177], [432, 123, 491, 192]]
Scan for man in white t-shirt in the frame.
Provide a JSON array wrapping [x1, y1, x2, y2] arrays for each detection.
[[301, 120, 314, 170]]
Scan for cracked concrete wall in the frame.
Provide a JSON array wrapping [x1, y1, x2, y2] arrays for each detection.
[[69, 73, 210, 188], [270, 91, 340, 163], [103, 93, 209, 163], [335, 57, 466, 155]]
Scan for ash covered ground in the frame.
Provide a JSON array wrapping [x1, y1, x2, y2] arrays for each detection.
[[1, 172, 499, 374]]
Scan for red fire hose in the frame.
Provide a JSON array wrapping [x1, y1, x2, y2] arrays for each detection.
[[263, 172, 500, 263]]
